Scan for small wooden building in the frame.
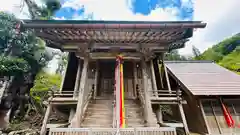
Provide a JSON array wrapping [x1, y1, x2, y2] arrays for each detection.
[[165, 61, 240, 135], [19, 20, 207, 135]]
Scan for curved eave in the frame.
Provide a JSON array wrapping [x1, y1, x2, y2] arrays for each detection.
[[21, 20, 206, 29], [19, 20, 206, 52]]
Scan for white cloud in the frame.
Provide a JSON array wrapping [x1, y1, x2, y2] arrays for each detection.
[[0, 0, 30, 19], [0, 0, 46, 19], [179, 0, 240, 55], [63, 0, 179, 21]]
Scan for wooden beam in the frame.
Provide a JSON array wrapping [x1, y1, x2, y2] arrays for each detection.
[[93, 61, 99, 99], [89, 56, 141, 60], [64, 43, 169, 47], [178, 103, 189, 134], [151, 100, 187, 104], [158, 59, 164, 89], [199, 100, 211, 134], [162, 59, 171, 92], [71, 57, 89, 127], [211, 101, 222, 134], [40, 103, 52, 135], [150, 60, 158, 97], [133, 61, 138, 99]]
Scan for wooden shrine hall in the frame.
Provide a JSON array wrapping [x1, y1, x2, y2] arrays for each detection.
[[20, 20, 207, 135]]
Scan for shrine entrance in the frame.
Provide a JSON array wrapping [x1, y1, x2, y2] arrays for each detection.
[[98, 60, 115, 98], [97, 60, 136, 99]]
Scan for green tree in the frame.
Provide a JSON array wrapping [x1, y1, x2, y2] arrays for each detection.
[[24, 0, 61, 19], [30, 71, 61, 114], [192, 45, 202, 60], [55, 52, 68, 75], [164, 50, 187, 60], [0, 12, 54, 121]]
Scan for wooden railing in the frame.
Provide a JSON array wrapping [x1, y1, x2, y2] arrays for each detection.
[[149, 90, 182, 101], [50, 91, 76, 97], [49, 127, 177, 135], [149, 90, 182, 96]]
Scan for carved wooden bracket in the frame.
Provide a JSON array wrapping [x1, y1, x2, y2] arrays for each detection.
[[138, 45, 155, 61]]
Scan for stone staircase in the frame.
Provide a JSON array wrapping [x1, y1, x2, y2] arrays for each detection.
[[81, 99, 113, 127], [125, 99, 159, 127], [124, 99, 146, 127]]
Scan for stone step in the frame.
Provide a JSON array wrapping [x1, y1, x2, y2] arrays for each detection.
[[88, 103, 112, 107], [126, 118, 144, 124], [126, 124, 145, 127], [86, 107, 112, 111], [125, 114, 143, 119], [84, 112, 112, 116], [81, 99, 113, 128], [83, 118, 112, 123], [81, 124, 112, 128], [85, 113, 113, 117], [124, 99, 145, 127]]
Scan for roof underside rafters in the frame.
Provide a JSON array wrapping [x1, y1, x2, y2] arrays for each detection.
[[20, 20, 206, 58]]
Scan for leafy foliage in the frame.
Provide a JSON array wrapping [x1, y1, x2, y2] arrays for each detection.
[[0, 56, 30, 76], [164, 50, 188, 60], [192, 45, 202, 60], [201, 34, 240, 62], [198, 33, 240, 73], [30, 71, 61, 110], [0, 12, 52, 75], [24, 0, 61, 19]]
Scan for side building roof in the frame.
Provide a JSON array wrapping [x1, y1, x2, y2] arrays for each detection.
[[165, 61, 240, 96]]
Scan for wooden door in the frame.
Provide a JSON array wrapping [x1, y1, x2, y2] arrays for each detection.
[[98, 61, 115, 97], [123, 62, 135, 99]]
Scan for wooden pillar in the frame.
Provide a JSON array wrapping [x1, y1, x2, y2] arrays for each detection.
[[158, 59, 164, 89], [150, 60, 158, 97], [40, 103, 52, 135], [178, 103, 190, 134], [115, 59, 120, 128], [141, 59, 155, 127], [199, 100, 211, 134], [162, 62, 171, 92], [68, 108, 76, 123], [93, 61, 99, 99], [211, 101, 222, 134], [156, 107, 163, 123], [133, 61, 138, 99], [73, 59, 82, 96], [71, 57, 89, 128]]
